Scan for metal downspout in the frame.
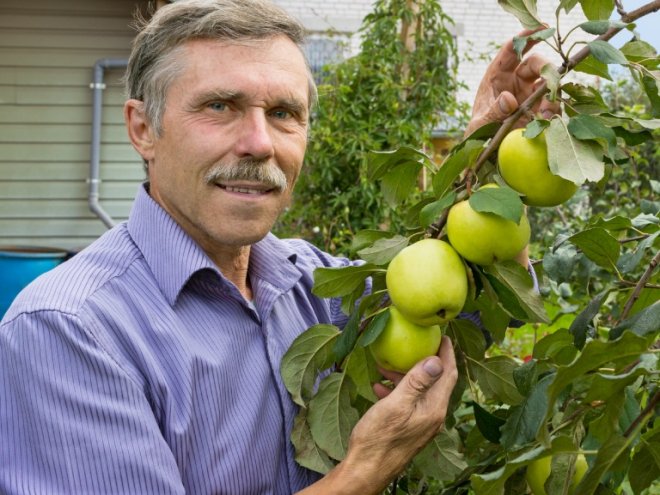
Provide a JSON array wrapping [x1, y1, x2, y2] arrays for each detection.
[[88, 58, 128, 229]]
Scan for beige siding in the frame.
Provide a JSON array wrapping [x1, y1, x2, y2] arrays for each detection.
[[0, 0, 144, 250]]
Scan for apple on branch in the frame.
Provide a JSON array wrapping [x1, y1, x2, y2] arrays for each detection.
[[446, 184, 531, 266], [385, 238, 468, 327], [498, 128, 578, 207], [526, 454, 589, 495], [368, 306, 443, 373]]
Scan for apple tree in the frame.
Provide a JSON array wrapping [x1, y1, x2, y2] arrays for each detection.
[[280, 0, 660, 493]]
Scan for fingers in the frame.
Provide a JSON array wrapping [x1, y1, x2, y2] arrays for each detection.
[[466, 91, 518, 135], [539, 97, 561, 120], [389, 337, 457, 406], [497, 28, 545, 71], [515, 53, 548, 82]]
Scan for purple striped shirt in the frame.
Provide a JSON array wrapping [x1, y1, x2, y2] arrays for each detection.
[[0, 185, 355, 494]]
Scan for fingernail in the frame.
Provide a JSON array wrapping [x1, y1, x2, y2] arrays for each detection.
[[423, 357, 443, 377], [542, 110, 554, 120], [499, 97, 511, 114]]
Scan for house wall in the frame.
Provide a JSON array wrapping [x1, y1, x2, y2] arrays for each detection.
[[0, 0, 143, 250]]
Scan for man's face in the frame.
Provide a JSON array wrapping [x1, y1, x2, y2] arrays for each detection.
[[144, 36, 310, 254]]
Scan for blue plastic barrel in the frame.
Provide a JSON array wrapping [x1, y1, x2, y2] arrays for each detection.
[[0, 246, 68, 319]]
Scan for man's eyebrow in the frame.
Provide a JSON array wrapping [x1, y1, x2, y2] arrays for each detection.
[[187, 89, 245, 109], [188, 90, 307, 116]]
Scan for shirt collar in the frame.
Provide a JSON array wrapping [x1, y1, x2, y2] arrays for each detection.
[[127, 184, 301, 305]]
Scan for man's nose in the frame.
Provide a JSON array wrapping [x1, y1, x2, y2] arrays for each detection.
[[234, 111, 275, 160]]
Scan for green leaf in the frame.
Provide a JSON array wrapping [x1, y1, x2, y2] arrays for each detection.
[[308, 372, 360, 461], [589, 40, 628, 65], [641, 76, 660, 118], [546, 118, 605, 185], [568, 228, 620, 271], [610, 301, 660, 340], [617, 231, 659, 273], [312, 263, 379, 298], [579, 20, 626, 35], [472, 402, 507, 444], [561, 82, 608, 114], [629, 423, 660, 494], [558, 0, 579, 13], [545, 331, 653, 423], [567, 114, 618, 157], [469, 186, 524, 224], [620, 40, 658, 64], [580, 0, 614, 20], [584, 356, 654, 403], [357, 235, 408, 265], [591, 215, 632, 231], [533, 328, 579, 365], [432, 139, 484, 199], [343, 345, 378, 402], [513, 358, 538, 396], [574, 54, 611, 80], [412, 429, 468, 481], [357, 309, 390, 347], [350, 229, 396, 252], [380, 161, 423, 207], [473, 355, 525, 405], [280, 324, 340, 407], [291, 410, 336, 474], [500, 373, 553, 449], [420, 192, 455, 228], [332, 308, 362, 363], [484, 261, 549, 323], [498, 0, 543, 29], [512, 28, 556, 59], [448, 318, 487, 363], [569, 290, 609, 349], [540, 63, 561, 101], [365, 147, 430, 207], [524, 119, 550, 138], [366, 146, 429, 181]]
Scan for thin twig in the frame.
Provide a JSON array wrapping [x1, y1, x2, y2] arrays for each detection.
[[619, 249, 660, 323], [623, 390, 660, 438]]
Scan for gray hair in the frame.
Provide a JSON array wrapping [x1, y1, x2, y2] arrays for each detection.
[[125, 0, 317, 135]]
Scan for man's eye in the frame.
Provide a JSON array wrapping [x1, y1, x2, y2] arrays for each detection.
[[208, 102, 227, 112], [271, 109, 292, 120]]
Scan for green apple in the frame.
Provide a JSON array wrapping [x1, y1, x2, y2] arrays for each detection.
[[526, 454, 589, 495], [446, 185, 531, 265], [498, 128, 578, 207], [368, 306, 443, 373], [386, 238, 467, 326]]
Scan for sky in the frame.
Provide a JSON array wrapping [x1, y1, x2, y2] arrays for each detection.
[[609, 0, 660, 50]]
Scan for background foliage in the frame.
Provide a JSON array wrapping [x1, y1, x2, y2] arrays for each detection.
[[274, 0, 467, 255]]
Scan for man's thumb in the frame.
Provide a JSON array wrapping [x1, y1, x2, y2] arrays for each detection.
[[397, 356, 444, 399]]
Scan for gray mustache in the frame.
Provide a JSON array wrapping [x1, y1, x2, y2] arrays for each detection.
[[204, 159, 289, 192]]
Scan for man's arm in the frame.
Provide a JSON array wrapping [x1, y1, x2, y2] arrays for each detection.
[[0, 311, 186, 494]]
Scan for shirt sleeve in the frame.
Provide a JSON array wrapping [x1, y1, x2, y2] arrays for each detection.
[[0, 310, 185, 495]]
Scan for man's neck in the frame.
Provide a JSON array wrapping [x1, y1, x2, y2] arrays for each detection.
[[209, 244, 253, 300]]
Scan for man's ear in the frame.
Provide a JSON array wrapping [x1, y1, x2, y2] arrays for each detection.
[[124, 99, 156, 162]]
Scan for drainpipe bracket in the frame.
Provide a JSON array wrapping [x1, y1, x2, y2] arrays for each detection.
[[89, 82, 107, 90]]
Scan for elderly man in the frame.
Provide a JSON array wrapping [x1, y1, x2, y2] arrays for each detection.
[[0, 0, 555, 493]]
